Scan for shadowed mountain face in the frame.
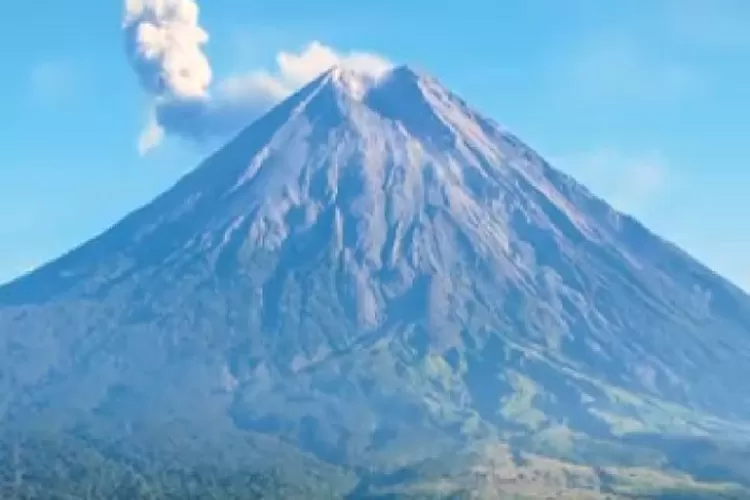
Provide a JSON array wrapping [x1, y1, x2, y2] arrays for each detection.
[[1, 66, 750, 485]]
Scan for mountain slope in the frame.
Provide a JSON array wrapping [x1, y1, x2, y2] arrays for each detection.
[[1, 65, 750, 492]]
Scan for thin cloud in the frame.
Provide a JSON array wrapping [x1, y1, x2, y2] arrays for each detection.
[[28, 60, 78, 104], [665, 0, 750, 49], [563, 38, 701, 103], [555, 149, 670, 216]]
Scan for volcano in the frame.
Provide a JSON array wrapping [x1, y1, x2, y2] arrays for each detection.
[[1, 65, 750, 498]]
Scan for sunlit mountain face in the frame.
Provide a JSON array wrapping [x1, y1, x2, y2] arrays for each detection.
[[2, 65, 749, 498]]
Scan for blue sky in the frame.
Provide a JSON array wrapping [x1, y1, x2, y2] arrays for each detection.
[[1, 0, 749, 290]]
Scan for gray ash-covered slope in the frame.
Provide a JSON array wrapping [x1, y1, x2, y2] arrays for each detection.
[[1, 65, 750, 466]]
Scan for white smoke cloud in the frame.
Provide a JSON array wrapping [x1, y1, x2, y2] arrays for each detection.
[[123, 0, 392, 153], [124, 0, 212, 99]]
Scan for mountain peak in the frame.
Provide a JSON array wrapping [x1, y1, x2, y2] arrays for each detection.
[[380, 64, 429, 83], [300, 61, 497, 155], [320, 63, 425, 102], [323, 65, 374, 101]]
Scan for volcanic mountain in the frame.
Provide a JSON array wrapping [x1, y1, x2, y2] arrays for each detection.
[[2, 65, 750, 497]]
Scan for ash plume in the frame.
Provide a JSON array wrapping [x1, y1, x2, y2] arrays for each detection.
[[123, 0, 392, 153]]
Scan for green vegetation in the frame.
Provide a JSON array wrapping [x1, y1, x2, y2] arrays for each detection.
[[1, 429, 746, 500], [0, 432, 351, 500]]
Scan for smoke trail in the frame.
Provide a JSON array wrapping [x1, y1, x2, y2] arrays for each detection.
[[123, 1, 392, 153]]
